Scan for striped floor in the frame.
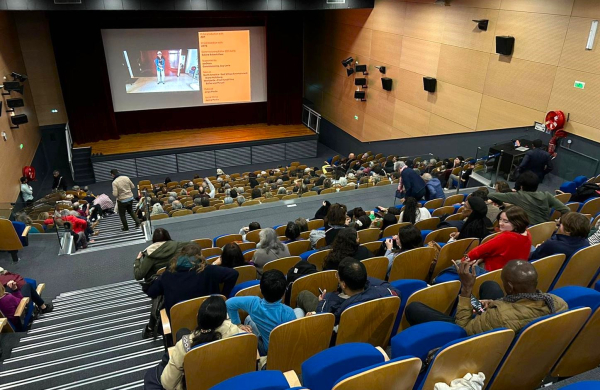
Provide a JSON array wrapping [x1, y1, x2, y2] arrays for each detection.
[[0, 280, 160, 389]]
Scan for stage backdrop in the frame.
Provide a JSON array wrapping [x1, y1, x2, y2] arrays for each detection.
[[48, 12, 303, 144]]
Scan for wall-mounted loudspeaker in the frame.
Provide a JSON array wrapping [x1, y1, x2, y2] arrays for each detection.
[[423, 77, 436, 93], [381, 77, 393, 91], [11, 114, 28, 125], [496, 36, 515, 56], [355, 64, 367, 73], [354, 91, 366, 100], [7, 98, 24, 108], [354, 78, 367, 86]]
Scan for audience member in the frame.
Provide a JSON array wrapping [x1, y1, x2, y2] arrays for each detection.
[[236, 196, 246, 206], [315, 200, 331, 221], [283, 222, 301, 243], [200, 197, 210, 208], [251, 187, 262, 199], [450, 197, 493, 241], [517, 139, 553, 182], [352, 215, 372, 231], [52, 170, 68, 192], [239, 221, 261, 241], [294, 258, 398, 324], [399, 197, 431, 224], [20, 177, 33, 205], [325, 203, 349, 245], [213, 242, 247, 268], [226, 270, 296, 355], [134, 228, 186, 284], [530, 212, 590, 261], [295, 218, 308, 233], [223, 196, 234, 205], [495, 181, 511, 193], [469, 189, 501, 222], [488, 171, 570, 225], [422, 173, 445, 201], [0, 268, 53, 321], [111, 169, 141, 231], [171, 200, 183, 210], [323, 228, 372, 271], [383, 225, 423, 272], [407, 260, 568, 335], [252, 228, 291, 277], [447, 161, 473, 190], [396, 161, 427, 201]]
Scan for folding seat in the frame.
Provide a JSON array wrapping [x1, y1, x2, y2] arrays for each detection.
[[301, 343, 387, 390], [423, 227, 457, 245], [388, 248, 435, 282], [263, 256, 301, 275], [233, 265, 257, 286], [550, 245, 600, 290], [430, 238, 478, 281], [531, 254, 566, 292], [332, 356, 421, 390], [289, 271, 338, 309], [162, 295, 227, 344], [558, 381, 600, 389], [214, 234, 243, 248], [360, 257, 388, 280], [209, 370, 304, 390], [527, 221, 557, 247], [396, 281, 460, 332], [306, 249, 330, 270]]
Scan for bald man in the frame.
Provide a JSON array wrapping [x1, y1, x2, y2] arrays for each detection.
[[406, 260, 568, 335]]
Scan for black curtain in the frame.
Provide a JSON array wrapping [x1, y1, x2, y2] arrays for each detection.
[[48, 11, 303, 145]]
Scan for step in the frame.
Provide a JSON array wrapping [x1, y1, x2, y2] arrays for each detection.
[[51, 288, 145, 308], [35, 295, 148, 318], [30, 306, 150, 333], [33, 301, 151, 327], [56, 280, 139, 298]]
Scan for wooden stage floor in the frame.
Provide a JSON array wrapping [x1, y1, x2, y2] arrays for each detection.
[[75, 124, 314, 156]]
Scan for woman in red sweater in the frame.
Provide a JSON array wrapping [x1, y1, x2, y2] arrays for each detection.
[[467, 206, 532, 271]]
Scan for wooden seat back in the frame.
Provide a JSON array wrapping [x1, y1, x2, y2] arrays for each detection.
[[307, 249, 331, 271], [527, 221, 557, 247], [191, 238, 212, 249], [580, 197, 600, 216], [337, 296, 401, 348], [242, 200, 260, 207], [333, 357, 421, 390], [286, 240, 310, 256], [389, 247, 435, 282], [421, 329, 514, 390], [289, 271, 338, 309], [424, 227, 457, 245], [263, 256, 301, 274], [268, 313, 335, 374], [202, 247, 221, 258], [472, 269, 504, 299], [150, 213, 169, 220], [423, 198, 443, 210], [195, 206, 216, 213], [215, 234, 243, 248], [552, 308, 600, 378], [361, 257, 389, 280], [233, 265, 257, 286], [245, 229, 262, 244], [360, 241, 382, 254], [170, 295, 226, 343], [282, 194, 298, 200], [0, 219, 23, 251], [184, 333, 258, 390], [382, 223, 410, 238], [414, 217, 440, 231], [554, 193, 571, 203], [488, 307, 591, 390], [432, 238, 478, 279], [399, 281, 461, 332], [432, 206, 456, 217], [219, 203, 239, 210], [444, 194, 464, 206], [552, 245, 600, 289], [532, 254, 566, 292], [307, 219, 324, 230], [358, 228, 381, 243]]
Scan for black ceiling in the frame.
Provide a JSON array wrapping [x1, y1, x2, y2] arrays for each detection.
[[2, 0, 374, 11]]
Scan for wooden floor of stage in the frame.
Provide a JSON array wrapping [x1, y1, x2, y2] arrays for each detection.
[[74, 124, 314, 155]]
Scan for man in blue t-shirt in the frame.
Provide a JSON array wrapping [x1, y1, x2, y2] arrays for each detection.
[[155, 51, 165, 84], [226, 269, 296, 356]]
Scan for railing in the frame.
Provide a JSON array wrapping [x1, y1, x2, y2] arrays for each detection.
[[302, 105, 321, 134]]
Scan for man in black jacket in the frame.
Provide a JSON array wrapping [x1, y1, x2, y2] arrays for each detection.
[[52, 170, 67, 192], [517, 139, 553, 182]]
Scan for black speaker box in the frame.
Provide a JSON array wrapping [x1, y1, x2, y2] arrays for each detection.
[[423, 77, 437, 93], [354, 78, 367, 86], [7, 98, 24, 108], [11, 114, 28, 125], [354, 91, 366, 100], [496, 36, 515, 55], [381, 77, 393, 91], [355, 64, 367, 73]]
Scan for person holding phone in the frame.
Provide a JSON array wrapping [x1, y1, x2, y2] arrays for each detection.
[[405, 260, 568, 335]]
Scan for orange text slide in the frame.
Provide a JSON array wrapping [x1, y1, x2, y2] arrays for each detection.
[[199, 30, 251, 104]]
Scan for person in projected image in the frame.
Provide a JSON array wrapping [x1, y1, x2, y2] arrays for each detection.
[[155, 51, 165, 85]]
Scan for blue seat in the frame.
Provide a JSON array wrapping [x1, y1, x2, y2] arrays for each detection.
[[333, 356, 420, 389], [209, 370, 290, 390], [229, 280, 260, 298], [551, 286, 600, 311], [388, 279, 428, 335], [595, 280, 600, 293], [11, 221, 29, 247], [560, 382, 600, 390], [420, 229, 432, 242], [212, 234, 227, 246], [300, 249, 317, 261], [391, 322, 466, 360], [559, 181, 577, 195], [573, 176, 588, 187], [302, 343, 385, 390]]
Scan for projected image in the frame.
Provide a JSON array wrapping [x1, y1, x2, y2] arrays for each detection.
[[123, 49, 199, 93]]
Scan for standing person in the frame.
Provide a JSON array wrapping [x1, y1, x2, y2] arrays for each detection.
[[517, 139, 553, 182], [110, 169, 141, 231], [396, 161, 426, 203], [52, 170, 67, 192], [20, 177, 33, 205], [155, 51, 165, 84]]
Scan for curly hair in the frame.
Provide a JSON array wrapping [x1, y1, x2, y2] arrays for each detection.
[[323, 228, 358, 271], [168, 243, 206, 273]]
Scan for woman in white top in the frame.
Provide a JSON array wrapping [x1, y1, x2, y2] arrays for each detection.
[[399, 197, 431, 224], [20, 177, 33, 204]]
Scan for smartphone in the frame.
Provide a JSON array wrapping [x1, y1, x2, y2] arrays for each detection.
[[470, 295, 485, 314], [318, 288, 324, 295]]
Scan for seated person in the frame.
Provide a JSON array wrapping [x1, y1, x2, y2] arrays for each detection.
[[294, 258, 398, 324], [295, 218, 308, 233], [239, 221, 261, 241], [383, 225, 423, 273], [252, 228, 291, 277], [323, 228, 373, 271], [422, 173, 445, 201], [225, 270, 296, 356], [449, 197, 493, 241], [52, 210, 92, 250], [488, 171, 570, 225], [0, 283, 27, 328], [469, 189, 501, 223], [324, 203, 350, 245], [157, 296, 242, 390], [406, 260, 568, 335], [213, 242, 248, 268], [447, 162, 473, 190], [0, 268, 53, 320], [589, 219, 600, 245], [530, 212, 590, 261], [283, 221, 301, 243], [399, 197, 431, 224], [134, 228, 187, 285]]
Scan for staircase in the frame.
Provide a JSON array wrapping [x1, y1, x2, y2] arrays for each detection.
[[72, 147, 95, 186], [0, 280, 162, 390]]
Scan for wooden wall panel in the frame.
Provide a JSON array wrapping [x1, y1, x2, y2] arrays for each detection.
[[437, 45, 490, 93], [547, 67, 600, 129], [403, 3, 446, 43], [499, 0, 574, 15], [393, 98, 430, 136], [442, 7, 499, 53], [572, 0, 600, 18], [362, 0, 406, 35], [477, 95, 545, 130], [399, 37, 440, 77], [495, 10, 570, 66], [396, 68, 435, 112], [559, 17, 600, 74], [330, 22, 373, 59], [321, 92, 364, 139], [363, 113, 410, 141], [365, 88, 396, 126], [367, 62, 401, 97], [444, 0, 501, 8], [564, 121, 600, 144], [428, 114, 472, 136], [484, 56, 557, 111], [431, 81, 483, 129], [370, 30, 402, 66]]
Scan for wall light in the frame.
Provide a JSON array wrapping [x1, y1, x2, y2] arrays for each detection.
[[587, 20, 598, 50]]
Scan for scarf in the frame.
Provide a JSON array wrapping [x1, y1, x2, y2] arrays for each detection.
[[397, 166, 406, 192], [499, 291, 556, 313], [176, 256, 195, 270]]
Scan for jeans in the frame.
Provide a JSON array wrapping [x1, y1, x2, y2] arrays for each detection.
[[118, 200, 141, 230], [244, 315, 267, 356], [157, 69, 165, 83], [405, 281, 505, 326], [447, 174, 460, 189], [6, 283, 45, 307]]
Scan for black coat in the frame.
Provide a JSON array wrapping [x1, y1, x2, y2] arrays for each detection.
[[518, 148, 553, 180]]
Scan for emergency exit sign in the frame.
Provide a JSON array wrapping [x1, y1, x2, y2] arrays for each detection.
[[574, 81, 586, 89]]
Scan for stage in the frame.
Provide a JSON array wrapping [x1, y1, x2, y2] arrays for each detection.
[[82, 124, 319, 182]]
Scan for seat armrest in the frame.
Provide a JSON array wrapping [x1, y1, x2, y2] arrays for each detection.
[[15, 297, 30, 320], [160, 309, 171, 338], [36, 283, 46, 297], [284, 370, 301, 387], [21, 226, 31, 237], [0, 318, 12, 333], [376, 346, 390, 361]]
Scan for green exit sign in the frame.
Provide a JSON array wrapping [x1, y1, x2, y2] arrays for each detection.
[[354, 115, 359, 120], [574, 81, 585, 89]]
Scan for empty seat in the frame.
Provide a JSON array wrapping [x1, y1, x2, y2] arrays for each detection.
[[333, 356, 421, 390]]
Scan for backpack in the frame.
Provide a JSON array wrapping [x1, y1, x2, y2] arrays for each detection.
[[573, 183, 600, 202], [284, 260, 317, 305]]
